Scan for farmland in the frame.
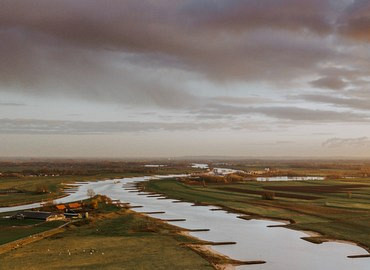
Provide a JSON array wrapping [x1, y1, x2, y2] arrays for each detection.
[[1, 159, 370, 269], [144, 176, 370, 251], [0, 206, 232, 270], [0, 217, 65, 245], [0, 159, 200, 207], [0, 160, 234, 270]]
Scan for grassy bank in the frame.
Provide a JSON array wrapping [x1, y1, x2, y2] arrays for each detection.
[[0, 204, 243, 270], [0, 218, 65, 245], [143, 178, 370, 251]]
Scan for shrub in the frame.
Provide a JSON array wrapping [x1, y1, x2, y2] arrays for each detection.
[[261, 191, 275, 200]]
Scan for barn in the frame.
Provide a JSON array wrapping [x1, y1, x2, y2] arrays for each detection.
[[12, 211, 65, 221]]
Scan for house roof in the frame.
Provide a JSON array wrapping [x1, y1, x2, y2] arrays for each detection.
[[68, 202, 81, 209], [56, 205, 66, 210]]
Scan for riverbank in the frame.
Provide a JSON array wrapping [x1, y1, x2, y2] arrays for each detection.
[[0, 176, 263, 270], [179, 231, 264, 270], [143, 178, 370, 254], [0, 199, 242, 270]]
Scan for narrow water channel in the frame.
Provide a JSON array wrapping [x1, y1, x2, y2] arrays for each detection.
[[1, 175, 369, 270]]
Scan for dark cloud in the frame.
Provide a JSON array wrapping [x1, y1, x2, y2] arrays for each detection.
[[338, 0, 370, 41], [188, 0, 342, 35], [1, 29, 202, 108], [0, 118, 223, 134], [0, 0, 338, 51], [298, 94, 370, 111], [276, 140, 294, 144], [310, 76, 347, 90], [0, 0, 369, 121], [0, 4, 336, 87], [0, 102, 25, 106], [312, 132, 335, 136], [197, 104, 369, 123], [0, 1, 364, 84], [252, 107, 365, 122], [211, 96, 275, 105], [322, 137, 370, 148]]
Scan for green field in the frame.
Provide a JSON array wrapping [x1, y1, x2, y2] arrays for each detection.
[[144, 178, 370, 250], [0, 210, 216, 270], [0, 218, 65, 245], [0, 161, 200, 207], [0, 174, 141, 207]]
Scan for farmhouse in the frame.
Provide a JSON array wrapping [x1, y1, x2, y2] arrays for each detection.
[[211, 168, 244, 176], [56, 204, 66, 211], [55, 202, 82, 212], [68, 202, 82, 210], [12, 211, 65, 221]]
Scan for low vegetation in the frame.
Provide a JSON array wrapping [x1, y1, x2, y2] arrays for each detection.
[[0, 193, 243, 270], [0, 208, 217, 270], [144, 177, 370, 251], [0, 160, 201, 207], [1, 159, 370, 269]]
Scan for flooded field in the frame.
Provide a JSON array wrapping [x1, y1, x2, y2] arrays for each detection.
[[257, 176, 325, 181], [1, 175, 369, 269]]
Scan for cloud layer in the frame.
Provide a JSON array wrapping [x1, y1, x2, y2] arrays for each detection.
[[0, 118, 224, 134], [323, 137, 370, 148], [1, 1, 369, 110], [1, 1, 370, 157]]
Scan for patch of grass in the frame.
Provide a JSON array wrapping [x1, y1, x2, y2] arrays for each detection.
[[0, 210, 214, 270], [0, 218, 42, 226], [0, 220, 65, 245]]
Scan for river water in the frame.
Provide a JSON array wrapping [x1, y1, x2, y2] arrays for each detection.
[[1, 175, 369, 269], [257, 176, 325, 181]]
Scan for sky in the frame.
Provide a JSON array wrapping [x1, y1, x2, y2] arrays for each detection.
[[1, 0, 370, 158]]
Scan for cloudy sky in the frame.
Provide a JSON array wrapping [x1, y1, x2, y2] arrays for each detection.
[[1, 0, 370, 158]]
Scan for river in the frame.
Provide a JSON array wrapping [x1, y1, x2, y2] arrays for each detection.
[[1, 174, 369, 269]]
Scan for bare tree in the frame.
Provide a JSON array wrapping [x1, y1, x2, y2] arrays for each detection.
[[87, 188, 95, 198]]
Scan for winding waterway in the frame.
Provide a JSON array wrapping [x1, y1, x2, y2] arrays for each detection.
[[1, 174, 369, 269]]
